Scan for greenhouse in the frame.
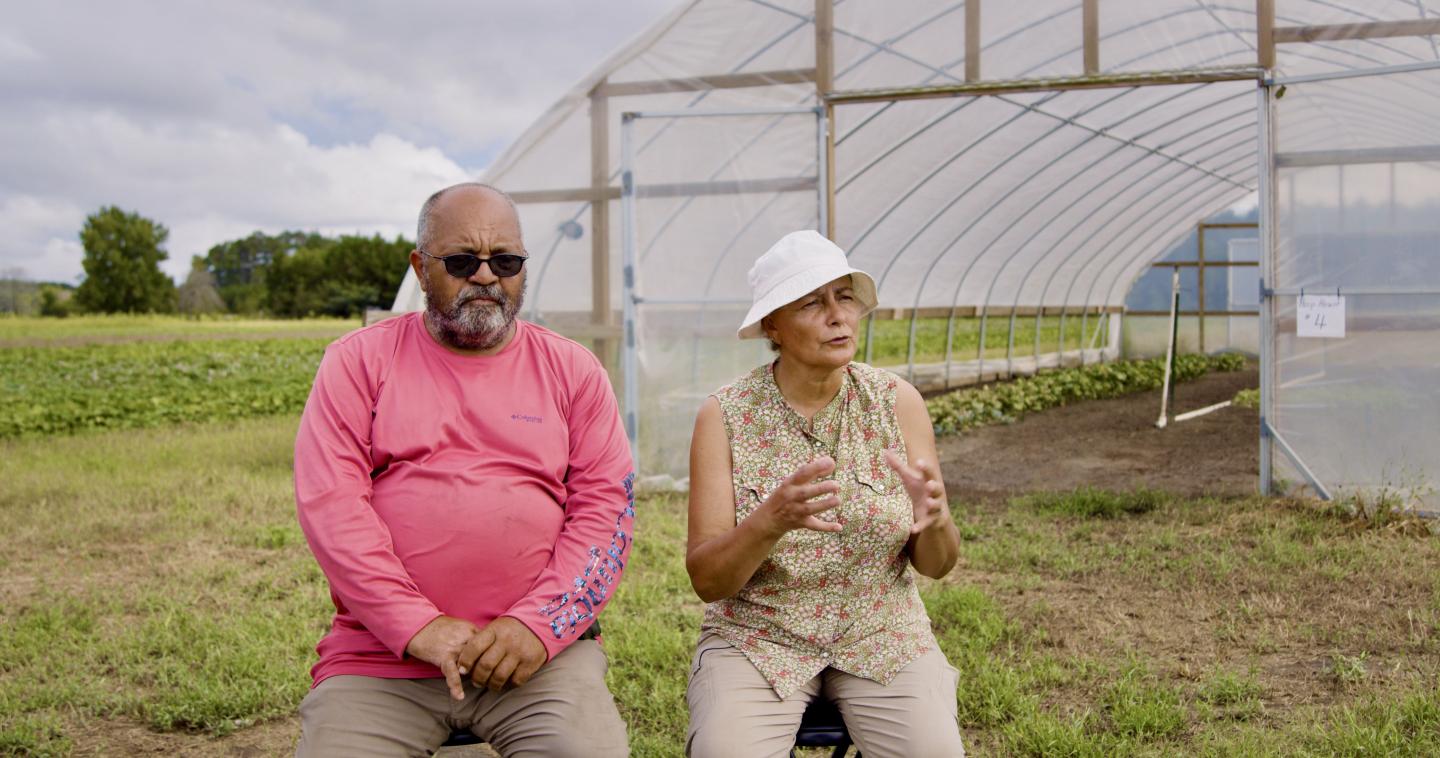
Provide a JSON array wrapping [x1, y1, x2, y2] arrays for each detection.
[[391, 0, 1440, 507]]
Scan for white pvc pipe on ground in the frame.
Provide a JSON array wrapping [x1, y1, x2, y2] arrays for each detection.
[[1174, 400, 1233, 423]]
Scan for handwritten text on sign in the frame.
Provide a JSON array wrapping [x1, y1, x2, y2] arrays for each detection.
[[1297, 294, 1345, 338]]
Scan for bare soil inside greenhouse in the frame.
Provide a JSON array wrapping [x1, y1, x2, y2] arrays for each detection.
[[937, 366, 1260, 503]]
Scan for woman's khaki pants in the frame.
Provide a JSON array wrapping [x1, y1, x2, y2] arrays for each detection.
[[686, 634, 966, 758]]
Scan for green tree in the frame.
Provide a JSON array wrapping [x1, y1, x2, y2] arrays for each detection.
[[203, 230, 323, 313], [74, 206, 176, 313], [264, 233, 411, 318], [38, 285, 73, 318], [264, 244, 331, 318]]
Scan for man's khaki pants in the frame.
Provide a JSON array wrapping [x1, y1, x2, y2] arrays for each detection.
[[296, 640, 627, 757], [686, 634, 965, 758]]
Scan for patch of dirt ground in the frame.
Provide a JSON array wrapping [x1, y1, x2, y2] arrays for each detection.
[[938, 367, 1260, 501], [935, 365, 1440, 737]]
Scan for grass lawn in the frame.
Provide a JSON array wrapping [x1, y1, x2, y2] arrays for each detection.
[[0, 315, 357, 348], [3, 419, 1439, 756]]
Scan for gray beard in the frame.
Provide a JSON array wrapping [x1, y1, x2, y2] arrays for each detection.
[[424, 273, 525, 351]]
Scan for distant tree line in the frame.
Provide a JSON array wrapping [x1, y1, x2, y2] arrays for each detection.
[[6, 206, 413, 318]]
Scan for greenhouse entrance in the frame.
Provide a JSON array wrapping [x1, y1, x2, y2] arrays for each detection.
[[617, 105, 826, 472], [1262, 62, 1440, 510]]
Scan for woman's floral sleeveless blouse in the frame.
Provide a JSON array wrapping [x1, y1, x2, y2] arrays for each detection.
[[702, 361, 937, 698]]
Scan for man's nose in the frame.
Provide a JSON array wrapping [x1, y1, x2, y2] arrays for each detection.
[[467, 259, 500, 285]]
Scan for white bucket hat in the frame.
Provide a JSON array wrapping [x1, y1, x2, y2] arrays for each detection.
[[737, 230, 878, 340]]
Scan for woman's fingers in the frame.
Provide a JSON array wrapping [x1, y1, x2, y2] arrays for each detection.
[[788, 479, 840, 502], [885, 450, 937, 494], [801, 495, 841, 514], [798, 495, 842, 532], [781, 494, 841, 533], [802, 515, 845, 533], [910, 513, 937, 535], [789, 456, 836, 485], [882, 448, 913, 478], [911, 493, 946, 534]]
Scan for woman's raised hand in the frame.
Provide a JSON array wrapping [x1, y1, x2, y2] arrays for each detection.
[[884, 449, 946, 535], [755, 456, 843, 537]]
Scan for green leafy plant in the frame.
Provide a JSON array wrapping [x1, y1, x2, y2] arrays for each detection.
[[926, 353, 1246, 434], [1328, 652, 1370, 688], [0, 338, 329, 438]]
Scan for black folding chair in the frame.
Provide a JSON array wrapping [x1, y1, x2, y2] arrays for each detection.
[[433, 729, 484, 754], [791, 697, 859, 758]]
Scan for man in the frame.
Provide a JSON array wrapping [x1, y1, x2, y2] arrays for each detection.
[[293, 183, 634, 756]]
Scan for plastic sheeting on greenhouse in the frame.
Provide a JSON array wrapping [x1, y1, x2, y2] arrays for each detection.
[[392, 1, 1440, 508]]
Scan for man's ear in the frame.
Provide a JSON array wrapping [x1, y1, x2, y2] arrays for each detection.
[[409, 250, 427, 294]]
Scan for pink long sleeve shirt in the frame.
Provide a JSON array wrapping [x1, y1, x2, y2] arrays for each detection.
[[294, 313, 635, 686]]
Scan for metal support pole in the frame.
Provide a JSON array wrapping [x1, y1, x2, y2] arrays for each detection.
[[590, 87, 614, 375], [943, 306, 957, 387], [1032, 309, 1040, 366], [1257, 84, 1275, 496], [862, 312, 875, 363], [619, 114, 641, 470], [1058, 308, 1067, 357], [815, 107, 829, 238], [977, 308, 989, 373], [1264, 420, 1334, 500], [816, 0, 837, 239], [1005, 308, 1017, 377], [1257, 0, 1275, 69], [905, 310, 918, 382], [1083, 0, 1100, 75], [1197, 221, 1206, 353], [965, 0, 981, 82]]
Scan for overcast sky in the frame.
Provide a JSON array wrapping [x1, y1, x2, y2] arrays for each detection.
[[0, 1, 678, 283]]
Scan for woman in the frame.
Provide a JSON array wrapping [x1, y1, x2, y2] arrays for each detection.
[[685, 230, 966, 757]]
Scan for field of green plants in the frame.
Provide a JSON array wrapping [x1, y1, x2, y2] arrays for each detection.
[[1, 339, 329, 438], [0, 314, 354, 347], [928, 353, 1245, 434], [3, 315, 1438, 757], [857, 314, 1107, 367]]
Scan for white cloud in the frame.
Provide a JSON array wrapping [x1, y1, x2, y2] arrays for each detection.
[[0, 196, 88, 283], [0, 0, 677, 284], [0, 31, 41, 63], [6, 114, 472, 280]]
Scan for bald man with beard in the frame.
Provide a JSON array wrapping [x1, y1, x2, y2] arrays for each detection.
[[293, 183, 633, 757]]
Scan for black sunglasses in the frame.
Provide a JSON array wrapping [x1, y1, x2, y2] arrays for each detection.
[[420, 250, 528, 278]]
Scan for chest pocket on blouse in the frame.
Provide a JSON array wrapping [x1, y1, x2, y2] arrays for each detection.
[[733, 471, 783, 523], [852, 452, 904, 497], [849, 455, 913, 544]]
